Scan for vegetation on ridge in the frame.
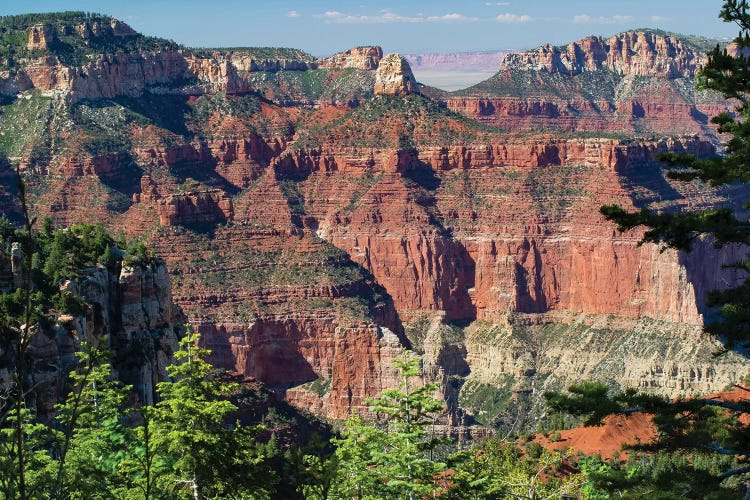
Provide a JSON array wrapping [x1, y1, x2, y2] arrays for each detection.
[[0, 11, 180, 68], [293, 93, 505, 150]]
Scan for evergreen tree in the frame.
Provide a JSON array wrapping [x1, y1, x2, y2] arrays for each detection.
[[548, 1, 750, 495], [331, 353, 446, 500], [52, 345, 135, 499], [146, 328, 273, 499], [445, 438, 586, 499]]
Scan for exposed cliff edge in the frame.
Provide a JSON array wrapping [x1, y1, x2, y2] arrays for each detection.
[[0, 247, 185, 421], [500, 31, 708, 78], [374, 54, 418, 96], [445, 30, 729, 139], [0, 14, 401, 106]]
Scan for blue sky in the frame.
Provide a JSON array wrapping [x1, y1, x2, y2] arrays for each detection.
[[0, 1, 739, 56]]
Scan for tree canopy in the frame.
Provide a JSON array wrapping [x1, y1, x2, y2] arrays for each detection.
[[549, 1, 750, 496]]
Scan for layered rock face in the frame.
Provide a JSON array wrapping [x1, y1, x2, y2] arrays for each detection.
[[0, 257, 185, 421], [6, 17, 390, 106], [23, 92, 747, 422], [445, 31, 729, 138], [319, 46, 383, 70], [27, 24, 55, 51], [502, 31, 705, 78], [3, 15, 748, 427], [374, 54, 418, 96], [272, 135, 750, 426]]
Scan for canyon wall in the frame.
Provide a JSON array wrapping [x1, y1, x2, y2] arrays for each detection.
[[444, 31, 729, 138], [2, 15, 747, 426], [501, 31, 706, 78], [0, 256, 185, 421]]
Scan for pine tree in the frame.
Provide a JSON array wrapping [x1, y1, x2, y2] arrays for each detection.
[[445, 438, 586, 499], [548, 1, 750, 495], [52, 345, 134, 499], [331, 352, 446, 500], [146, 328, 273, 499]]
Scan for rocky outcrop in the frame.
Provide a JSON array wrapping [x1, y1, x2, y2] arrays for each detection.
[[318, 46, 383, 70], [2, 258, 185, 421], [27, 24, 55, 51], [74, 17, 137, 40], [58, 152, 124, 176], [17, 50, 190, 99], [185, 55, 249, 94], [7, 50, 248, 100], [226, 52, 313, 72], [374, 54, 417, 96], [502, 31, 706, 78], [155, 189, 234, 226], [276, 136, 712, 174]]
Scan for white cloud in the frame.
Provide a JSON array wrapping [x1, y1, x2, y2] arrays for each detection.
[[317, 10, 479, 24], [573, 14, 633, 25], [287, 10, 300, 18], [486, 2, 511, 5], [426, 13, 480, 22], [496, 13, 533, 23], [651, 15, 672, 23]]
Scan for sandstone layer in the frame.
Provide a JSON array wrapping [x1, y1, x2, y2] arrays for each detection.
[[445, 31, 729, 139], [1, 15, 747, 428], [0, 255, 185, 421]]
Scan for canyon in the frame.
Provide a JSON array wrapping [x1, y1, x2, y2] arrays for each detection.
[[0, 13, 747, 430]]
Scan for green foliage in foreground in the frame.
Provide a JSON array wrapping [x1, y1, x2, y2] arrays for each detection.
[[0, 331, 275, 499], [7, 325, 743, 498]]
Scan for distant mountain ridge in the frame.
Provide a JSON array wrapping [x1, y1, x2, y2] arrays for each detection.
[[404, 51, 511, 72], [437, 29, 731, 140], [499, 30, 713, 79]]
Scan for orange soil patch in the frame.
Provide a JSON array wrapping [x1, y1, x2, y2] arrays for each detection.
[[259, 101, 300, 121], [536, 412, 657, 460], [705, 386, 750, 425], [307, 105, 348, 124], [536, 387, 750, 459]]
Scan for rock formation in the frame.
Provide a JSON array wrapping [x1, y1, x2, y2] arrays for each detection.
[[443, 30, 728, 139], [0, 254, 185, 421], [1, 14, 747, 427], [318, 46, 383, 70], [501, 31, 706, 78], [27, 24, 55, 51], [156, 189, 234, 226], [374, 53, 417, 96]]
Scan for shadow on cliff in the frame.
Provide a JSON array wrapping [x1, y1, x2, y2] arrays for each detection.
[[0, 155, 22, 223], [112, 94, 192, 137], [402, 159, 456, 240], [98, 153, 142, 212], [402, 162, 441, 192], [170, 159, 241, 197], [619, 161, 684, 210], [199, 322, 320, 389], [402, 160, 479, 322], [679, 239, 750, 359]]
